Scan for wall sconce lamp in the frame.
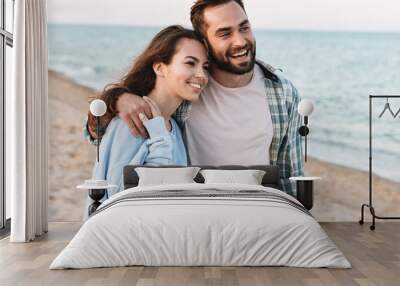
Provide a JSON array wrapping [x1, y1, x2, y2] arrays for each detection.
[[89, 99, 107, 162], [298, 99, 314, 162], [77, 99, 116, 216]]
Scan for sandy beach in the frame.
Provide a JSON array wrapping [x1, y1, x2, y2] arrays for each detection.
[[48, 70, 400, 222]]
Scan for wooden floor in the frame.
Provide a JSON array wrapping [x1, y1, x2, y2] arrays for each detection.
[[0, 222, 399, 286]]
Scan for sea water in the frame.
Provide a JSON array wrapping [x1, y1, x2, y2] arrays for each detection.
[[48, 24, 400, 182]]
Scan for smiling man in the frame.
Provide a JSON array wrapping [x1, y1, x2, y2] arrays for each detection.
[[85, 0, 304, 196]]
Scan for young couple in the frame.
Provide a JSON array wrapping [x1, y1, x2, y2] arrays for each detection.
[[87, 0, 304, 200]]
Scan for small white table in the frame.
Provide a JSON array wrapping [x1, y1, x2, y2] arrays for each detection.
[[289, 176, 321, 210], [77, 182, 117, 216]]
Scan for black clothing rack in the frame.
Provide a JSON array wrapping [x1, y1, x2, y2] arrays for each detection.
[[359, 95, 400, 230]]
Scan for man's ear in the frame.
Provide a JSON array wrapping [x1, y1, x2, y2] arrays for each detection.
[[153, 62, 166, 77]]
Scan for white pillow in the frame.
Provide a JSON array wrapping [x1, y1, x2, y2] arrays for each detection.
[[135, 167, 200, 186], [200, 169, 266, 185]]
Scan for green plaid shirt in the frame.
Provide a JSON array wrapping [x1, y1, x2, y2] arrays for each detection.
[[84, 61, 304, 196]]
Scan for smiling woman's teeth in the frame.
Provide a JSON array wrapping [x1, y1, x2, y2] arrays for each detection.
[[189, 83, 201, 89]]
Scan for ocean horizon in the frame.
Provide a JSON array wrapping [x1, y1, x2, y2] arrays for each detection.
[[48, 24, 400, 183]]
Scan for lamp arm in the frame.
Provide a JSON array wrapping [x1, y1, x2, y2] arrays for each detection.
[[298, 116, 309, 163], [96, 116, 100, 162], [305, 133, 307, 162], [304, 116, 308, 162]]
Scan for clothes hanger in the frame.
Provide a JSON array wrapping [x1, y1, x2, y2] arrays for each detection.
[[394, 106, 400, 118], [378, 97, 395, 118]]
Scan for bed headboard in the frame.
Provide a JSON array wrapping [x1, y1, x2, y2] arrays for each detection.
[[123, 165, 281, 190]]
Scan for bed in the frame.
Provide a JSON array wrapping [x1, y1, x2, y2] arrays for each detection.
[[50, 165, 350, 269]]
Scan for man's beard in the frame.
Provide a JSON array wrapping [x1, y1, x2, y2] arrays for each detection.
[[207, 40, 256, 75]]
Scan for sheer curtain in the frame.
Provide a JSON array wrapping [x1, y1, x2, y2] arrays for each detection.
[[8, 0, 48, 242]]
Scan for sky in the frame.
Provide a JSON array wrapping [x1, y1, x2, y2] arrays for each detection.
[[47, 0, 400, 32]]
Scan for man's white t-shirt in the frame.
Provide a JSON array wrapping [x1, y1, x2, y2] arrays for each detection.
[[184, 64, 273, 165]]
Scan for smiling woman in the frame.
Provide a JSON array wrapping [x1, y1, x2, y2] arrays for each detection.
[[83, 26, 209, 217]]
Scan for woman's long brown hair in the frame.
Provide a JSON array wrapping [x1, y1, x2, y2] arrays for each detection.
[[88, 25, 203, 137]]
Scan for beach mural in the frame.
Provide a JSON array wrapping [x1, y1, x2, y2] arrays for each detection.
[[47, 23, 400, 222]]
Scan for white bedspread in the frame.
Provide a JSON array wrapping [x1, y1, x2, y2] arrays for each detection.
[[50, 183, 351, 269]]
